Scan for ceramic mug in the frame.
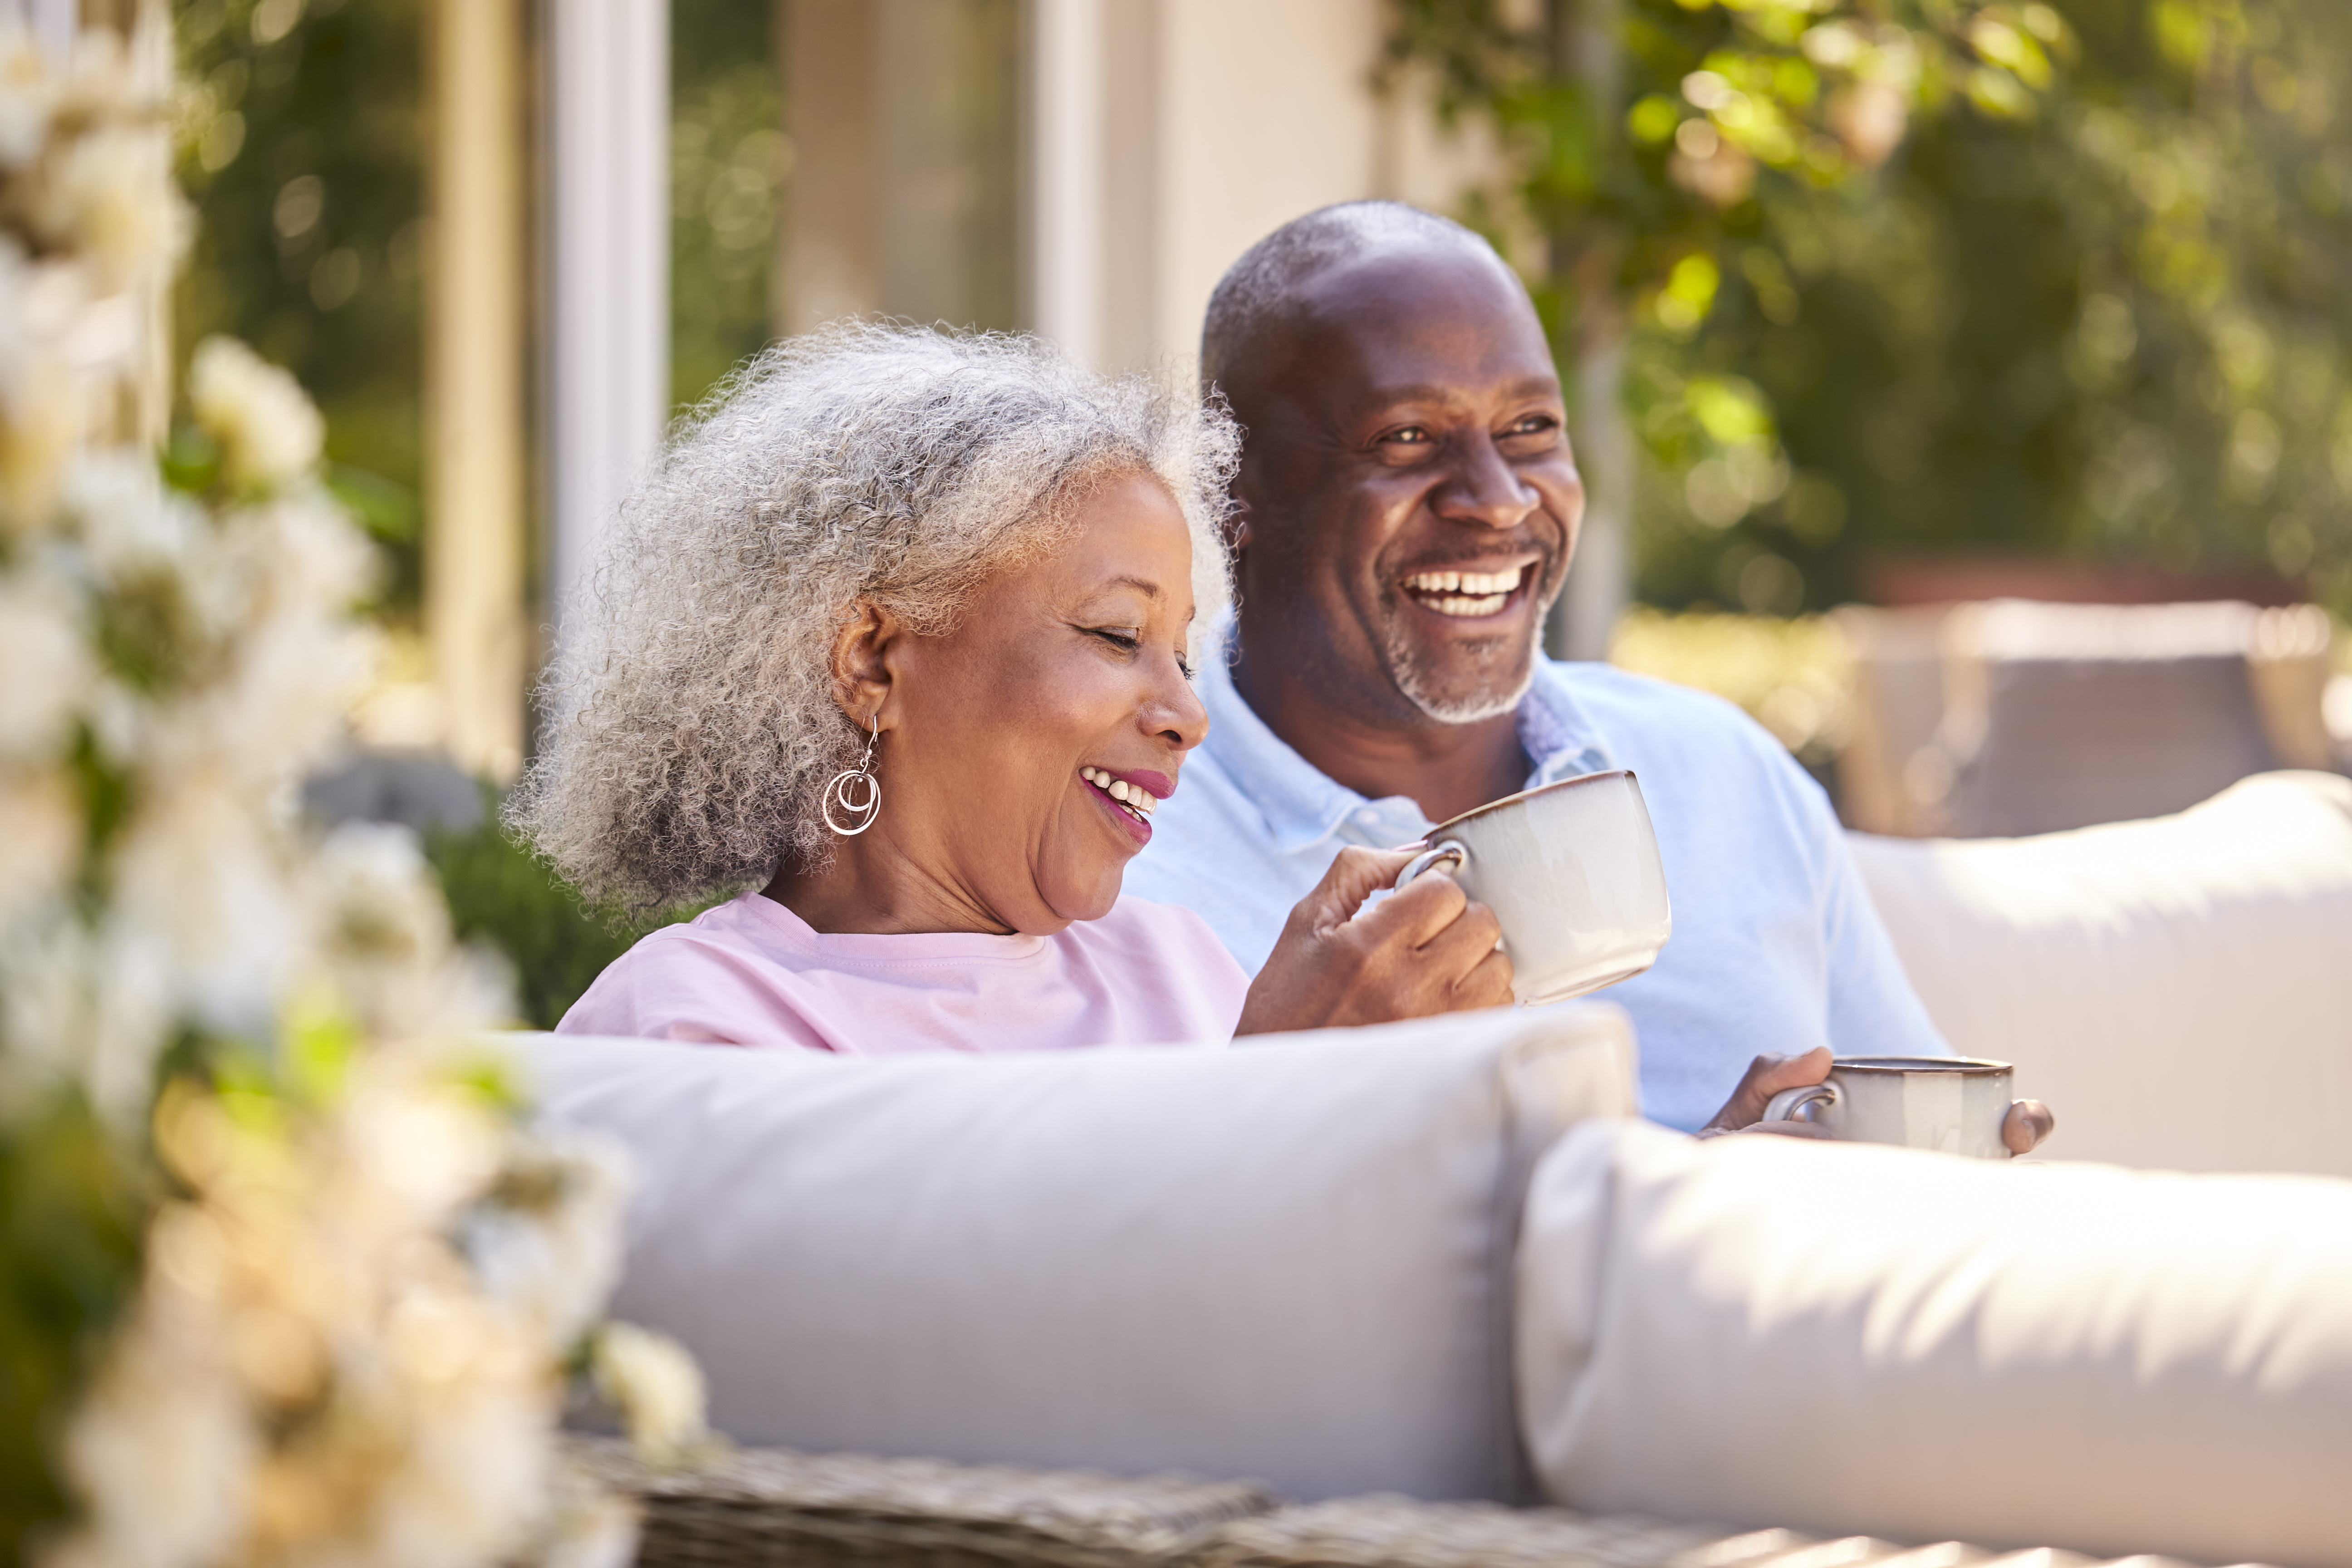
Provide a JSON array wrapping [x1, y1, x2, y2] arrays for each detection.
[[1390, 769, 1672, 1006], [1762, 1055, 2018, 1158]]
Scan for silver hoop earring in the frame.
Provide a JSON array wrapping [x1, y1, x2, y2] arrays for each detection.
[[822, 712, 883, 836]]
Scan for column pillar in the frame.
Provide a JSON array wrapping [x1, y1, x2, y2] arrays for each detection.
[[544, 0, 670, 638], [426, 0, 528, 780], [1026, 0, 1102, 366]]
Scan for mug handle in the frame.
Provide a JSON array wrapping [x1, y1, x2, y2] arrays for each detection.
[[1763, 1080, 1841, 1126], [1393, 839, 1470, 893]]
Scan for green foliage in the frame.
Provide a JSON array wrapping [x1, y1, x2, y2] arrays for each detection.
[[0, 1096, 148, 1565], [175, 0, 426, 614], [673, 0, 783, 412], [1387, 0, 2352, 620], [423, 797, 691, 1032]]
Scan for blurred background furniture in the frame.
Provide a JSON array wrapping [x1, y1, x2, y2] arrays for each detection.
[[1834, 600, 2340, 837], [568, 1436, 2187, 1568], [1849, 769, 2352, 1176]]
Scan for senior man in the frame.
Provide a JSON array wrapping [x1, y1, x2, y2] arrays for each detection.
[[1127, 201, 1986, 1137]]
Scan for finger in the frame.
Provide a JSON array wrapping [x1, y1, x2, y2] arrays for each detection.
[[1707, 1047, 1833, 1132], [2003, 1098, 2055, 1155], [1298, 846, 1418, 931], [1449, 946, 1515, 1010], [1356, 865, 1470, 947], [1411, 896, 1503, 977]]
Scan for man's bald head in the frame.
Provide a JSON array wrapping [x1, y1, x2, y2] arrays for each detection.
[[1199, 201, 1522, 403]]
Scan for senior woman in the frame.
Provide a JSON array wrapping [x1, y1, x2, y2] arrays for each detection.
[[512, 324, 1510, 1053]]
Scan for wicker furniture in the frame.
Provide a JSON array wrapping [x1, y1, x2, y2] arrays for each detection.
[[569, 1439, 2219, 1568]]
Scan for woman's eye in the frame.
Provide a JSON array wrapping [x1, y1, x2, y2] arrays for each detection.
[[1089, 627, 1141, 651]]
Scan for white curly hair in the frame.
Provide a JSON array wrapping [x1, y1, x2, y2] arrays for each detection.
[[507, 323, 1240, 915]]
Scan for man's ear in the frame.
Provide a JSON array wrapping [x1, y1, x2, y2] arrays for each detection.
[[828, 599, 903, 728]]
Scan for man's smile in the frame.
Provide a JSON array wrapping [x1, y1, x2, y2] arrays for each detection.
[[1398, 561, 1536, 620]]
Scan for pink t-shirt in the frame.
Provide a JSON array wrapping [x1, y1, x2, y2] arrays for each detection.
[[555, 890, 1251, 1054]]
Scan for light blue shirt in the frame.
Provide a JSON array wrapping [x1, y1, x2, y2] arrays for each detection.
[[1124, 636, 1950, 1131]]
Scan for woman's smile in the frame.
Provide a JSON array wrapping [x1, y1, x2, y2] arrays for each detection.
[[1078, 765, 1171, 844]]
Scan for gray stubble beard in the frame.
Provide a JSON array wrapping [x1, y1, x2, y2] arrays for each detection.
[[1379, 601, 1544, 725]]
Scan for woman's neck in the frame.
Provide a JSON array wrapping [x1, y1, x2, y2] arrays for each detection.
[[763, 830, 1017, 936]]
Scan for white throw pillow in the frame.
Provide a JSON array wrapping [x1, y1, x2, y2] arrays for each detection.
[[523, 1006, 1637, 1502], [1518, 1120, 2352, 1565], [1847, 769, 2352, 1176]]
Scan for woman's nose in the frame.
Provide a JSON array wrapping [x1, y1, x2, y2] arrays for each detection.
[[1149, 658, 1210, 750]]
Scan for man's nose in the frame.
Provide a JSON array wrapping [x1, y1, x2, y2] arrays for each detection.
[[1434, 431, 1539, 530]]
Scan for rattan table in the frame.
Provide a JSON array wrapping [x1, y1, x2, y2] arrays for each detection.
[[567, 1439, 2222, 1568]]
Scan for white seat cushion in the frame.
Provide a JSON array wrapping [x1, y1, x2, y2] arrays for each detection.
[[1848, 769, 2352, 1175], [523, 1006, 1637, 1502], [1518, 1120, 2352, 1565]]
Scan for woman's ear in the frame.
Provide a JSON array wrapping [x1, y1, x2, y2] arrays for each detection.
[[829, 599, 903, 728]]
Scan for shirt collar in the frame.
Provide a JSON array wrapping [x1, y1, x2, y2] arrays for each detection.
[[1193, 620, 1617, 854]]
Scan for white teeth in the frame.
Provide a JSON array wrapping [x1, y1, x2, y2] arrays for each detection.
[[1406, 565, 1523, 598], [1428, 593, 1510, 617], [1081, 768, 1160, 816]]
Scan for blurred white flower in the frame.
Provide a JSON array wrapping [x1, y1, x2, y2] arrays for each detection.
[[466, 1128, 630, 1349], [30, 123, 184, 293], [0, 27, 57, 166], [0, 568, 89, 757], [593, 1322, 709, 1466], [189, 337, 323, 490], [0, 763, 77, 927]]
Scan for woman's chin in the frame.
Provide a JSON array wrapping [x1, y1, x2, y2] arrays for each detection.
[[1037, 863, 1129, 928]]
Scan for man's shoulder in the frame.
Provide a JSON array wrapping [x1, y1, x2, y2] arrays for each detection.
[[1546, 659, 1787, 763]]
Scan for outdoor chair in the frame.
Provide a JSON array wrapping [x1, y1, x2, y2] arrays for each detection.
[[1832, 600, 2337, 837]]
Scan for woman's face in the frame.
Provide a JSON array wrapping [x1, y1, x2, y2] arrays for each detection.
[[878, 471, 1207, 932]]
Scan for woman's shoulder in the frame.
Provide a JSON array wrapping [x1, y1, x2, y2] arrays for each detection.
[[554, 892, 837, 1047]]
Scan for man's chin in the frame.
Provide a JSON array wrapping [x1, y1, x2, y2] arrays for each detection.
[[1385, 634, 1540, 725]]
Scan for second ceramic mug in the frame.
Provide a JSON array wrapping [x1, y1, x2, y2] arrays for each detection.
[[1391, 769, 1673, 1006], [1762, 1055, 2018, 1158]]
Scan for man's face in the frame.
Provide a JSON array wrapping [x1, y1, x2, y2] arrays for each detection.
[[1227, 243, 1584, 725]]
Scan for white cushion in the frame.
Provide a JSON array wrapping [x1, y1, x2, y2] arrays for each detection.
[[523, 1006, 1637, 1502], [1848, 769, 2352, 1176], [1518, 1120, 2352, 1565]]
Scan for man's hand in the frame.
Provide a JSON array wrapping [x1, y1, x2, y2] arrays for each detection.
[[1698, 1048, 2059, 1154], [1236, 846, 1513, 1034], [2003, 1099, 2056, 1154], [1697, 1047, 1834, 1140]]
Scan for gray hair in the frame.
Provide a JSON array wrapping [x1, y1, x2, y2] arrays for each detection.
[[507, 322, 1240, 915], [1200, 201, 1490, 397]]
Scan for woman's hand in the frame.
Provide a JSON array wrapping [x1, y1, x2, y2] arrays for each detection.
[[1235, 846, 1514, 1035]]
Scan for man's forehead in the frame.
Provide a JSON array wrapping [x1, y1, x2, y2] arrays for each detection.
[[1273, 245, 1556, 412]]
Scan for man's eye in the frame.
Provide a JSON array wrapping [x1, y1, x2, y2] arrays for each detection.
[[1382, 426, 1432, 446], [1503, 414, 1559, 438]]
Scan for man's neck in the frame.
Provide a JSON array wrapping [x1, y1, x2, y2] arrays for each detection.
[[1229, 633, 1533, 825]]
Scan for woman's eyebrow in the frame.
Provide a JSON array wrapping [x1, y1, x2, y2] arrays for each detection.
[[1095, 575, 1163, 600]]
